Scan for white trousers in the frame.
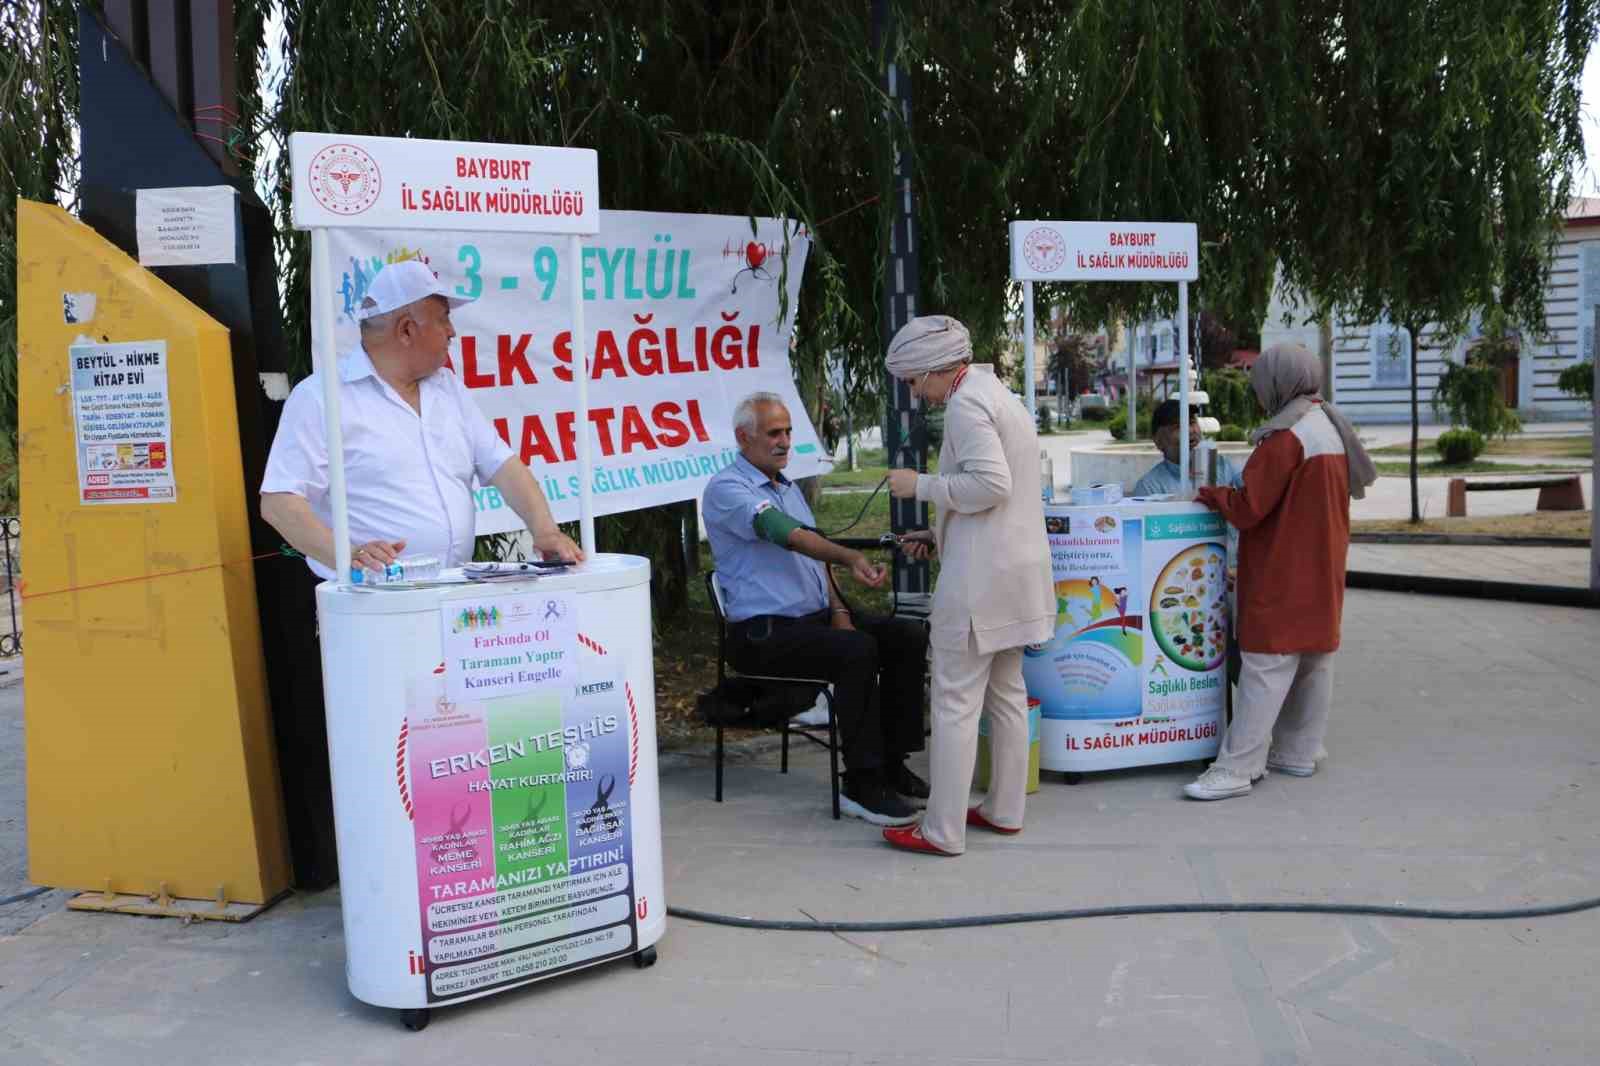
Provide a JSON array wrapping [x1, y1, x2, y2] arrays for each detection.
[[1214, 650, 1335, 778], [920, 634, 1028, 854]]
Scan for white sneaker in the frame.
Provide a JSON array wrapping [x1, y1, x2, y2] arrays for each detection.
[[1183, 765, 1256, 800], [790, 694, 830, 728], [1266, 750, 1316, 777]]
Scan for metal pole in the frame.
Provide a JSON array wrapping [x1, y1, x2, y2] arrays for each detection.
[[1590, 304, 1598, 592], [873, 0, 928, 608], [1126, 320, 1138, 441], [570, 233, 596, 555], [1023, 281, 1036, 415], [313, 229, 352, 582], [1178, 281, 1191, 495]]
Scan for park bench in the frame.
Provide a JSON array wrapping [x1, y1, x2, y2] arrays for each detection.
[[1445, 473, 1585, 517]]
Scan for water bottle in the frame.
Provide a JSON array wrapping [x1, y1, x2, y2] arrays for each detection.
[[351, 554, 442, 584], [1040, 451, 1054, 502]]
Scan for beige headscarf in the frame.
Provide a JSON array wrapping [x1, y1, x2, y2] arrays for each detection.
[[1250, 343, 1378, 499], [885, 315, 972, 376]]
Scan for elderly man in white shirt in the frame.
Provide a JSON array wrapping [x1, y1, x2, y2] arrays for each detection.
[[260, 259, 581, 577], [258, 260, 579, 888]]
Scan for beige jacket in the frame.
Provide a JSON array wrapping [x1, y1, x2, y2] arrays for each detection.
[[916, 365, 1055, 654]]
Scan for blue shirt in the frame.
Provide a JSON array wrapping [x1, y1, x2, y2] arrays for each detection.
[[701, 456, 830, 623], [1130, 455, 1244, 498]]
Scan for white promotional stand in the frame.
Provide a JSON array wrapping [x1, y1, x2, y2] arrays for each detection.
[[1009, 220, 1199, 466], [317, 559, 664, 1025], [1024, 500, 1227, 774], [290, 133, 664, 1030]]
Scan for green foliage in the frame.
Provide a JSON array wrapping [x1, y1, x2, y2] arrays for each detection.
[[1434, 429, 1486, 464], [0, 2, 79, 478], [1215, 423, 1246, 443], [1036, 404, 1053, 433], [1557, 360, 1594, 402], [1261, 1, 1596, 520], [1432, 360, 1521, 439], [1199, 368, 1261, 431], [1108, 399, 1153, 443]]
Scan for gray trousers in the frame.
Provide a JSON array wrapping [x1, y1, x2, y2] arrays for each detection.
[[1213, 651, 1334, 778], [920, 634, 1028, 855]]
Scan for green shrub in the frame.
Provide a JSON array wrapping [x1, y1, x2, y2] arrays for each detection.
[[1199, 368, 1262, 430], [1108, 404, 1153, 442], [1557, 359, 1593, 402], [1215, 423, 1247, 442], [1434, 428, 1485, 464], [1432, 353, 1520, 439], [1036, 404, 1054, 432]]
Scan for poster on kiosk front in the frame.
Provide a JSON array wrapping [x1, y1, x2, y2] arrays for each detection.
[[1024, 507, 1226, 771]]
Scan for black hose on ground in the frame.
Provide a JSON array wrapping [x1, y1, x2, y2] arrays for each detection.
[[668, 893, 1600, 933], [0, 886, 50, 907]]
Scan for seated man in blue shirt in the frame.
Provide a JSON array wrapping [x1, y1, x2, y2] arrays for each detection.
[[702, 392, 928, 826], [1130, 398, 1244, 497]]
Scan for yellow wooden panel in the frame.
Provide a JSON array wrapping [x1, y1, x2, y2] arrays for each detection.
[[18, 200, 290, 904]]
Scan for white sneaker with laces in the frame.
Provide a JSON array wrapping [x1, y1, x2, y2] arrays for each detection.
[[1183, 765, 1256, 800], [1266, 752, 1315, 777]]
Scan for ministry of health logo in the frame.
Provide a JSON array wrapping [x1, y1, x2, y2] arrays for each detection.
[[308, 143, 382, 216], [1021, 225, 1066, 274]]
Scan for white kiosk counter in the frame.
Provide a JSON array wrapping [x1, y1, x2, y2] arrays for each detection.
[[318, 554, 664, 1029], [1024, 501, 1228, 774]]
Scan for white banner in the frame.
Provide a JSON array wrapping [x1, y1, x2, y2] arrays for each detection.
[[315, 210, 823, 533]]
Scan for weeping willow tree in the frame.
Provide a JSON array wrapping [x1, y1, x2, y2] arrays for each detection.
[[1265, 0, 1597, 521], [0, 1, 79, 512]]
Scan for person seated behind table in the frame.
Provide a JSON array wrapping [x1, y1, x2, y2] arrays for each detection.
[[701, 392, 930, 826], [1130, 398, 1244, 497]]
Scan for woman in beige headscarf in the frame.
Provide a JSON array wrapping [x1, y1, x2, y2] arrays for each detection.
[[1185, 342, 1377, 800], [881, 315, 1054, 855]]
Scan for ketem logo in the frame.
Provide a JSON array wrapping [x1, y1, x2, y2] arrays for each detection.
[[307, 143, 382, 216]]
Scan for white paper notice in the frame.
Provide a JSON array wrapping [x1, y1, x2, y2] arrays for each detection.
[[69, 341, 177, 505], [440, 591, 579, 703], [1047, 510, 1128, 581], [136, 185, 238, 266]]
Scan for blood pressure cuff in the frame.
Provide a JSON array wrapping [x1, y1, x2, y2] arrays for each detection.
[[752, 500, 804, 547]]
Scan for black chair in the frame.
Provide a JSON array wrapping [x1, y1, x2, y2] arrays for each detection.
[[704, 570, 842, 818]]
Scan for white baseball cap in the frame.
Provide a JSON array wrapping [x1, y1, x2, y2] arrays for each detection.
[[354, 259, 473, 321]]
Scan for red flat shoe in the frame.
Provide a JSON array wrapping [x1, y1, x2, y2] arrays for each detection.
[[966, 807, 1021, 835], [882, 824, 958, 856]]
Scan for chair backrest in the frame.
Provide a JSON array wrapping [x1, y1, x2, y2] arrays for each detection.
[[705, 570, 729, 623], [705, 570, 728, 683]]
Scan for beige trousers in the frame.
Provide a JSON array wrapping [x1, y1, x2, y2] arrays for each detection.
[[1214, 650, 1334, 778], [919, 633, 1029, 854]]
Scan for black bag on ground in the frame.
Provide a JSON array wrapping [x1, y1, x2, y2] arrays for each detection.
[[696, 678, 825, 728], [696, 678, 762, 726], [747, 682, 826, 728]]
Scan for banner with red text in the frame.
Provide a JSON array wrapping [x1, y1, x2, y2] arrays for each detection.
[[315, 210, 820, 533]]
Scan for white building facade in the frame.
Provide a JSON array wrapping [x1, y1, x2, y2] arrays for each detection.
[[1261, 199, 1599, 424]]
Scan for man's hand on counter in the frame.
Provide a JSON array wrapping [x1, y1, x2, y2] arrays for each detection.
[[1195, 486, 1223, 512], [353, 539, 406, 572], [534, 527, 585, 563]]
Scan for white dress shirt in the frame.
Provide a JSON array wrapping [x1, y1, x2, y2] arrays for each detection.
[[261, 344, 514, 579]]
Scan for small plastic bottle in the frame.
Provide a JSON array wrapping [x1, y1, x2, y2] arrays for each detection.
[[1039, 451, 1054, 502], [387, 555, 442, 583]]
